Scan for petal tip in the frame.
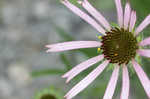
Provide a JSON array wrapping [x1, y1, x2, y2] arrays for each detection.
[[45, 45, 51, 48], [66, 78, 71, 83], [62, 74, 67, 78]]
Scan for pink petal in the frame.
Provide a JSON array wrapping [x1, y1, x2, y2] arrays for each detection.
[[64, 60, 109, 99], [103, 65, 120, 99], [139, 37, 150, 46], [132, 59, 150, 98], [137, 49, 150, 58], [115, 0, 124, 27], [124, 3, 131, 30], [46, 41, 101, 52], [78, 0, 111, 30], [135, 14, 150, 35], [62, 54, 104, 83], [120, 65, 130, 99], [129, 11, 137, 32], [61, 0, 106, 35]]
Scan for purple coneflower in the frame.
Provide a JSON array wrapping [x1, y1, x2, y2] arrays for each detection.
[[46, 0, 150, 99]]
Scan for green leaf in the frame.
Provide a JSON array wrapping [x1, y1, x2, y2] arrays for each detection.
[[31, 69, 65, 77], [91, 0, 114, 10], [110, 22, 119, 28], [54, 26, 99, 58], [106, 63, 115, 72], [78, 48, 99, 58], [60, 53, 72, 70], [130, 0, 150, 17], [55, 26, 74, 41]]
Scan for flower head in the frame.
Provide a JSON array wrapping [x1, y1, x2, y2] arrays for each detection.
[[34, 87, 63, 99], [46, 0, 150, 99]]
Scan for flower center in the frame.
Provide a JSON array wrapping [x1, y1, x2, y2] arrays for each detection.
[[40, 94, 56, 99], [101, 27, 138, 65]]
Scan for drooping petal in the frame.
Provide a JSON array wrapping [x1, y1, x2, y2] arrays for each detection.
[[78, 0, 111, 30], [137, 49, 150, 58], [115, 0, 123, 27], [46, 41, 101, 52], [103, 65, 120, 99], [129, 11, 137, 32], [132, 59, 150, 98], [120, 65, 130, 99], [62, 54, 104, 83], [61, 0, 106, 35], [135, 14, 150, 35], [139, 37, 150, 46], [64, 60, 109, 99], [124, 3, 131, 30]]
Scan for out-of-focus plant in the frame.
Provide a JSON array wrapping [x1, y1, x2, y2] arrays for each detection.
[[34, 87, 63, 99]]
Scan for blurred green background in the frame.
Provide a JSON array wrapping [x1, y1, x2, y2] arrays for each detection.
[[0, 0, 150, 99]]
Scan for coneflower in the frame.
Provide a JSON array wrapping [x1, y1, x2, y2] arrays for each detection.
[[46, 0, 150, 99]]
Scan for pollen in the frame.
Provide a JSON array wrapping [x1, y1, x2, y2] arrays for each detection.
[[98, 36, 102, 39], [101, 27, 138, 65], [97, 48, 101, 52], [114, 53, 118, 56]]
